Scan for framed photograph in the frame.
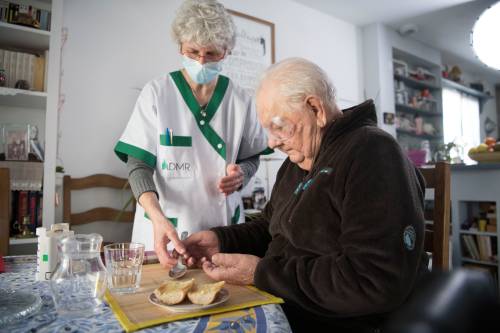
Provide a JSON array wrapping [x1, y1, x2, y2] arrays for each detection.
[[3, 124, 30, 160], [383, 112, 395, 125], [222, 9, 275, 94]]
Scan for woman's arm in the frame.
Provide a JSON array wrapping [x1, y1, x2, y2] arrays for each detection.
[[126, 156, 184, 268]]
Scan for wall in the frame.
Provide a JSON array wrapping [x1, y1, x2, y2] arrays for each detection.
[[59, 0, 364, 240]]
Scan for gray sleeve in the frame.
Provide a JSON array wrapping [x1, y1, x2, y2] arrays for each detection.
[[238, 154, 260, 188], [126, 156, 158, 200]]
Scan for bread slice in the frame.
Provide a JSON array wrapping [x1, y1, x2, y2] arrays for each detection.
[[154, 278, 195, 305], [187, 281, 225, 305]]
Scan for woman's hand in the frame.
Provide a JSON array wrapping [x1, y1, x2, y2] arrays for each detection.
[[139, 192, 186, 269], [184, 231, 220, 267], [202, 253, 260, 285], [151, 217, 186, 269], [217, 164, 244, 195]]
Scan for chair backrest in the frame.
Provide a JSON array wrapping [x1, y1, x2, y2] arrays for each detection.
[[63, 174, 135, 225], [418, 162, 451, 271], [0, 168, 10, 256]]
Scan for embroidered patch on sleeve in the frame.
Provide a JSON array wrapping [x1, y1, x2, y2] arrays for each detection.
[[403, 225, 416, 251]]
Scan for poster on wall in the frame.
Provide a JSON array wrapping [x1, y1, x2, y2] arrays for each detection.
[[222, 10, 275, 95]]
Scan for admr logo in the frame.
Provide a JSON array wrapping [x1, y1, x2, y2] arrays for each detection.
[[162, 160, 191, 172]]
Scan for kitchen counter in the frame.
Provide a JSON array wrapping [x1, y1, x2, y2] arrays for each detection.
[[451, 163, 500, 171]]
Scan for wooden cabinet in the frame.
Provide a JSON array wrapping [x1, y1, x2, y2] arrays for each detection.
[[451, 164, 500, 294]]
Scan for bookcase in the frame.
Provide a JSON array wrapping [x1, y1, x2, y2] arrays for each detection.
[[451, 165, 500, 294], [392, 48, 444, 164], [0, 0, 63, 253]]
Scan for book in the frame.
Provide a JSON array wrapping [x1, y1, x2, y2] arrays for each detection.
[[477, 235, 490, 262], [464, 234, 480, 260], [28, 191, 37, 232], [32, 53, 45, 92], [0, 1, 8, 22], [7, 3, 18, 23], [37, 193, 43, 227], [17, 190, 28, 227], [43, 50, 49, 91], [10, 190, 18, 236]]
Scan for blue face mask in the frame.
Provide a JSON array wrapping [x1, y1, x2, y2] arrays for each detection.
[[182, 55, 223, 84]]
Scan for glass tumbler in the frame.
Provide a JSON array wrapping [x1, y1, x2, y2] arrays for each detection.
[[104, 242, 145, 294]]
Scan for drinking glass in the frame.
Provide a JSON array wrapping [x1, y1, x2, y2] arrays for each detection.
[[104, 243, 145, 294]]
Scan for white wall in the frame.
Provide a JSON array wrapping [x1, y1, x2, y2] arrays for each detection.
[[59, 0, 363, 239]]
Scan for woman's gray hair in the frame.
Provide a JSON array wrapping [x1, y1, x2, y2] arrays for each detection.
[[258, 58, 337, 112], [171, 0, 236, 52]]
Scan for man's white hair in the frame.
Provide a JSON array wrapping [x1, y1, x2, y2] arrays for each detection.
[[258, 58, 337, 112], [171, 0, 236, 52]]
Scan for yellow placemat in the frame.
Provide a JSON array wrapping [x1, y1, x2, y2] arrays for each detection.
[[105, 264, 284, 332]]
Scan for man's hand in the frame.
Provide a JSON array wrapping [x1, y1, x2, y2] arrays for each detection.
[[202, 253, 260, 285], [184, 231, 220, 267], [217, 164, 244, 195], [151, 217, 186, 270]]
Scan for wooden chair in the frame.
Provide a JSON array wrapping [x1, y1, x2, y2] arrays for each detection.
[[418, 162, 451, 271], [63, 174, 135, 226], [0, 168, 10, 256]]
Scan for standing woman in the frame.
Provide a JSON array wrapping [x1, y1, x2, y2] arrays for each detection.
[[114, 0, 269, 269]]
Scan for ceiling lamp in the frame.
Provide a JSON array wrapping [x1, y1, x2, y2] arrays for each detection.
[[471, 1, 500, 70]]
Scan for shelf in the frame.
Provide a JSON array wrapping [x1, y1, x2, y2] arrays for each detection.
[[9, 237, 37, 245], [460, 230, 497, 237], [462, 258, 498, 267], [395, 103, 442, 117], [396, 129, 442, 140], [0, 87, 47, 109], [394, 74, 441, 90], [442, 78, 493, 101], [0, 21, 50, 51]]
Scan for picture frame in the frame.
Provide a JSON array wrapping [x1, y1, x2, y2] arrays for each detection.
[[3, 124, 30, 161], [222, 9, 275, 94]]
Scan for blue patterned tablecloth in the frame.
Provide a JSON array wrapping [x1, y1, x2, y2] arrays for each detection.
[[0, 256, 292, 333]]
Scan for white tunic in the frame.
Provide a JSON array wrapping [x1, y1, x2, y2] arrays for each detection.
[[115, 71, 269, 250]]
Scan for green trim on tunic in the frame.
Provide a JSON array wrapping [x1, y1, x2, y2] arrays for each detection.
[[159, 134, 192, 147], [114, 141, 156, 168], [170, 70, 229, 161], [230, 206, 240, 225], [144, 212, 178, 228]]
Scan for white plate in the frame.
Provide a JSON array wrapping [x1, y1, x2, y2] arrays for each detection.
[[148, 288, 230, 313]]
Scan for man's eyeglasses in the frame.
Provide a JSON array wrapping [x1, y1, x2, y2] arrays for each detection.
[[265, 116, 295, 142], [181, 47, 226, 62]]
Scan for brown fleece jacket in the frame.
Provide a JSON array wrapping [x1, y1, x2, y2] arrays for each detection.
[[212, 100, 428, 331]]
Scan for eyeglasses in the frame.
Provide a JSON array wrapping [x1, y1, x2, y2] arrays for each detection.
[[265, 116, 296, 142], [181, 46, 226, 62]]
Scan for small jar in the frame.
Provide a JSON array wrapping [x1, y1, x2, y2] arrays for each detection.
[[50, 234, 107, 318]]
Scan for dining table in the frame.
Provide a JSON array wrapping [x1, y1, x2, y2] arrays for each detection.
[[0, 255, 292, 333]]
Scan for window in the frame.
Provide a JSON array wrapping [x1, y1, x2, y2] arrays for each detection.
[[442, 88, 480, 164]]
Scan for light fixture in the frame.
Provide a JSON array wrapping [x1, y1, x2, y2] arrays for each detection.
[[471, 1, 500, 70], [398, 23, 419, 37]]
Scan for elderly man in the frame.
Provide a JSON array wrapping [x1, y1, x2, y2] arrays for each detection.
[[184, 58, 428, 332]]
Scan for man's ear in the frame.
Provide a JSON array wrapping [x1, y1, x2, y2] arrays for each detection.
[[306, 95, 327, 128]]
